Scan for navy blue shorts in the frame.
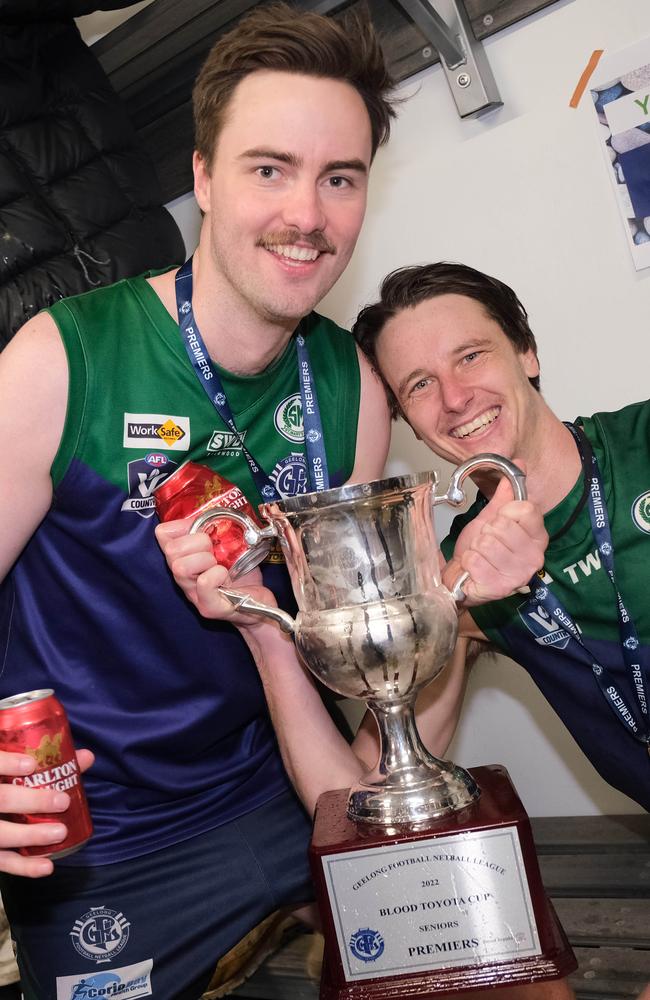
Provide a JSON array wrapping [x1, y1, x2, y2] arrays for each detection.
[[0, 790, 313, 1000]]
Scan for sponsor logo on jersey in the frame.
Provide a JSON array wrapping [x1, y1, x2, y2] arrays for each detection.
[[207, 429, 246, 456], [70, 906, 131, 964], [517, 598, 571, 650], [123, 414, 190, 451], [56, 960, 153, 999], [274, 394, 304, 443], [144, 452, 171, 467], [631, 490, 650, 534], [270, 453, 307, 497], [121, 459, 178, 518]]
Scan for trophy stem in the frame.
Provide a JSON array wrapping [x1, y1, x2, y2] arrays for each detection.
[[347, 698, 480, 826]]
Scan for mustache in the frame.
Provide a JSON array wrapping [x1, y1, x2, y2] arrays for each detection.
[[257, 230, 336, 254]]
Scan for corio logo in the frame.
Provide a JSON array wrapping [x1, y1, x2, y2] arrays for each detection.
[[631, 491, 650, 534]]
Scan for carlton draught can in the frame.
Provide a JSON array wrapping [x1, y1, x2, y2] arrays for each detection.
[[0, 689, 92, 858], [155, 460, 270, 577]]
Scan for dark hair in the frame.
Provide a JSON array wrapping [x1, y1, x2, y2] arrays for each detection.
[[353, 261, 540, 418], [193, 3, 396, 170]]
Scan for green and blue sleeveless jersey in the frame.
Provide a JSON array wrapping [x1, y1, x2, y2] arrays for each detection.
[[0, 272, 361, 864], [444, 401, 650, 809]]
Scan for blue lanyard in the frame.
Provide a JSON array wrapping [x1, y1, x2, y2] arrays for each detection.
[[174, 258, 330, 500], [525, 424, 649, 749]]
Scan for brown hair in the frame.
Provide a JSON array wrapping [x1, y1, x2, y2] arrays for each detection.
[[193, 2, 396, 169], [353, 262, 540, 419]]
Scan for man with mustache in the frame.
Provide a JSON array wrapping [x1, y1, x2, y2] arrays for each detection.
[[0, 5, 399, 996], [0, 3, 551, 997]]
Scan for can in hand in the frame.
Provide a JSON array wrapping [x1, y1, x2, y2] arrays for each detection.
[[0, 689, 93, 858], [155, 461, 270, 577]]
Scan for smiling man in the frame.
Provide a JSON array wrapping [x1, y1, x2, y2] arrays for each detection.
[[0, 5, 396, 997], [353, 261, 650, 818]]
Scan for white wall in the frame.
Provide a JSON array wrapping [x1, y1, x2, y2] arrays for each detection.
[[82, 0, 650, 816]]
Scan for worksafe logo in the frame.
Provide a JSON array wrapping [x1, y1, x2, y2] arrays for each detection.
[[70, 906, 131, 964], [123, 413, 190, 451], [274, 394, 304, 443], [631, 490, 650, 534]]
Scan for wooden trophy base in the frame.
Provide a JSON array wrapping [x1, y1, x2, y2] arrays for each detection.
[[309, 764, 576, 999]]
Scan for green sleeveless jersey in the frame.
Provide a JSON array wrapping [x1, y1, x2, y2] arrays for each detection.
[[443, 401, 650, 809], [0, 271, 361, 865]]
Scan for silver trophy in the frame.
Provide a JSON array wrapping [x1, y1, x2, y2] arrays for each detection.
[[191, 454, 525, 827]]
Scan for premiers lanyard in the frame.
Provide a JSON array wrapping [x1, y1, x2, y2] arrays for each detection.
[[174, 258, 330, 501], [524, 424, 650, 749]]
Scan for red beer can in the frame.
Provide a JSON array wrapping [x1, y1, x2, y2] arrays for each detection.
[[155, 461, 269, 577], [0, 689, 93, 858]]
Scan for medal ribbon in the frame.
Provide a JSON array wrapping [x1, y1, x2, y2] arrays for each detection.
[[524, 423, 649, 748], [174, 258, 330, 500]]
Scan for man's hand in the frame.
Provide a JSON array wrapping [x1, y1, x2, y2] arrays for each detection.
[[155, 519, 277, 628], [442, 472, 548, 607], [0, 749, 94, 877]]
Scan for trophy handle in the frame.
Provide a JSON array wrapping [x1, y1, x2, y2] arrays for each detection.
[[433, 454, 527, 602], [189, 509, 296, 634]]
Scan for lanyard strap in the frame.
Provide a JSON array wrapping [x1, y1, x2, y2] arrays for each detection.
[[525, 423, 649, 747], [174, 258, 330, 499]]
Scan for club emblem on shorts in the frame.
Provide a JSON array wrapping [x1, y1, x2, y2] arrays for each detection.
[[274, 394, 304, 442], [269, 453, 307, 497], [631, 491, 650, 534], [349, 928, 384, 963], [70, 905, 131, 964]]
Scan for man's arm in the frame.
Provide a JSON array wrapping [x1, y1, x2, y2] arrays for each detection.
[[347, 347, 391, 483], [0, 314, 93, 877]]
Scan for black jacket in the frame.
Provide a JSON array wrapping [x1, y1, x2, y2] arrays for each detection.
[[0, 1, 185, 347]]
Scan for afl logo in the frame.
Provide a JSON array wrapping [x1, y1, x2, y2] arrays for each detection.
[[144, 452, 169, 467], [349, 928, 384, 963], [70, 905, 130, 964], [632, 491, 650, 534], [274, 394, 304, 443]]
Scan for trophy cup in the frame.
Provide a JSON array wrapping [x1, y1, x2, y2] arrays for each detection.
[[191, 454, 576, 996]]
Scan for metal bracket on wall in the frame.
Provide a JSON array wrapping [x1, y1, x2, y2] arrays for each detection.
[[394, 0, 502, 118]]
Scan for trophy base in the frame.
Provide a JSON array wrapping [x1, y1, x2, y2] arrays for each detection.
[[310, 765, 576, 998]]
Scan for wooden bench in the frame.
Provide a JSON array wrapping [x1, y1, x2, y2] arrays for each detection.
[[231, 814, 650, 999]]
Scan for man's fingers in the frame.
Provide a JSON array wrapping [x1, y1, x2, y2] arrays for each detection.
[[0, 780, 72, 817], [0, 848, 54, 878]]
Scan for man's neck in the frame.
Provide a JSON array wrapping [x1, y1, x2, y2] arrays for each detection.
[[474, 405, 583, 515], [150, 253, 299, 377]]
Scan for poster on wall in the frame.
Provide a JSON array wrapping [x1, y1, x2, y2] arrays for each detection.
[[591, 39, 650, 270]]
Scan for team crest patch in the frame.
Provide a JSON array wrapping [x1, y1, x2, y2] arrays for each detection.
[[274, 394, 304, 443], [270, 453, 307, 497], [123, 413, 190, 451], [207, 429, 246, 456], [56, 959, 153, 1000], [517, 598, 570, 651], [631, 491, 650, 534], [70, 905, 131, 963], [121, 457, 178, 518]]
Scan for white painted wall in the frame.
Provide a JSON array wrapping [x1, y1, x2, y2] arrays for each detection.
[[81, 0, 650, 816]]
